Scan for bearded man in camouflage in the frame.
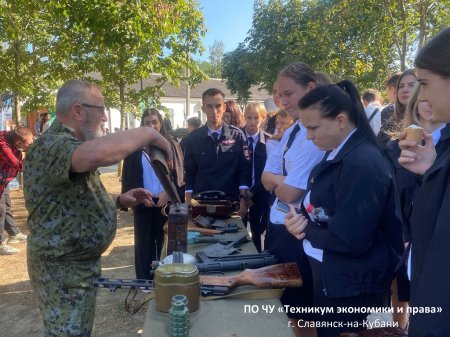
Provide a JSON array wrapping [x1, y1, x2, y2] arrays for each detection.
[[24, 80, 173, 337]]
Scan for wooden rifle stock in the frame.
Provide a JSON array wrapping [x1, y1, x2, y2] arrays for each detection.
[[199, 262, 302, 290]]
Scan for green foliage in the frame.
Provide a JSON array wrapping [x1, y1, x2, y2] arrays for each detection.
[[0, 0, 206, 125], [195, 39, 224, 79], [0, 0, 68, 121], [222, 43, 257, 106], [49, 0, 206, 127], [197, 60, 214, 77], [222, 0, 450, 95], [208, 40, 224, 78]]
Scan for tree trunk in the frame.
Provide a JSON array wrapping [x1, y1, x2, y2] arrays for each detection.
[[400, 32, 406, 71], [14, 40, 21, 125], [417, 0, 428, 49], [13, 93, 21, 127], [117, 78, 125, 178], [398, 0, 407, 71]]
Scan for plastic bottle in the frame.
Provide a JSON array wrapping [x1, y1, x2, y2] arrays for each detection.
[[306, 204, 331, 224]]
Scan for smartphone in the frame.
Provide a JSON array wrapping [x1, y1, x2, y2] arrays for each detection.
[[276, 201, 290, 213]]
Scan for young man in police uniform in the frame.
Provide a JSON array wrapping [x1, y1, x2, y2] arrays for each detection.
[[183, 88, 251, 217]]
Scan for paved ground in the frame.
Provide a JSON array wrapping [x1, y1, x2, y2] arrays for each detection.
[[99, 164, 119, 175]]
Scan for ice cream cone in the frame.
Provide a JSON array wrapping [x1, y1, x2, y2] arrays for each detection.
[[404, 125, 424, 145]]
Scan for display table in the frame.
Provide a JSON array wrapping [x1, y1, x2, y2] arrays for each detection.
[[142, 217, 296, 337]]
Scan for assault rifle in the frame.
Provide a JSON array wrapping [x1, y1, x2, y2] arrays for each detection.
[[94, 263, 302, 296], [195, 250, 278, 273]]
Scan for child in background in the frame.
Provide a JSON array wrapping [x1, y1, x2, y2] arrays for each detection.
[[242, 103, 271, 252]]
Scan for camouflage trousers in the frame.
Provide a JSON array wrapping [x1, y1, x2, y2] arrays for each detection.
[[28, 258, 101, 337]]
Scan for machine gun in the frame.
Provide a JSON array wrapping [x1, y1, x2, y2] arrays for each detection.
[[94, 278, 230, 296], [94, 262, 301, 296]]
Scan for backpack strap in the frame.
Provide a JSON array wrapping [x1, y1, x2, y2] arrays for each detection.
[[368, 108, 380, 122]]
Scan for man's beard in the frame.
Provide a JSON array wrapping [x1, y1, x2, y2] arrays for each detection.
[[80, 122, 104, 140]]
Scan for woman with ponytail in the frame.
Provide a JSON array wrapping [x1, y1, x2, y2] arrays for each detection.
[[121, 108, 184, 280], [284, 80, 404, 337], [262, 62, 325, 337]]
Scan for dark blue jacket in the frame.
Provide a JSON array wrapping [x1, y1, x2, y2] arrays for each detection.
[[302, 130, 404, 298], [244, 129, 271, 196], [183, 123, 251, 200], [383, 140, 419, 242], [408, 128, 450, 337]]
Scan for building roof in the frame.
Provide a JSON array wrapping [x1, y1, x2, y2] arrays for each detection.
[[130, 74, 270, 101]]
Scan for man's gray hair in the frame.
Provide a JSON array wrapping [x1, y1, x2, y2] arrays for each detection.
[[56, 80, 101, 116]]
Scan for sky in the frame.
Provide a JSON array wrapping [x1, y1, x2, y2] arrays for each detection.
[[196, 0, 254, 61]]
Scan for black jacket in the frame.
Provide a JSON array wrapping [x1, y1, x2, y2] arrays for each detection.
[[243, 129, 271, 196], [183, 123, 251, 200], [377, 104, 395, 150], [122, 150, 144, 193], [302, 130, 404, 298], [408, 129, 450, 337], [383, 140, 419, 242]]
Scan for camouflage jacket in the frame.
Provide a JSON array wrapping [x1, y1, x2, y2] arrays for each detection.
[[24, 120, 116, 261]]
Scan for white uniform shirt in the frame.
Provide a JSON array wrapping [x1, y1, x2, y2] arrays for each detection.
[[265, 138, 280, 159], [141, 152, 164, 197], [365, 102, 382, 135], [264, 121, 325, 224]]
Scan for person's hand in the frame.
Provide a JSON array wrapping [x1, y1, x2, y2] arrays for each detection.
[[151, 132, 174, 172], [284, 204, 307, 240], [156, 191, 169, 207], [245, 190, 254, 208], [185, 192, 192, 205], [239, 199, 248, 218], [145, 135, 174, 173], [119, 188, 155, 208], [398, 131, 436, 175]]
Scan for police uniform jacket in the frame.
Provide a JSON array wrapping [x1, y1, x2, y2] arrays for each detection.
[[408, 128, 450, 337], [302, 130, 404, 298], [183, 123, 251, 200]]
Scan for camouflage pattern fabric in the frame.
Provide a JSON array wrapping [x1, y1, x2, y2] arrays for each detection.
[[27, 259, 99, 337], [23, 120, 116, 336]]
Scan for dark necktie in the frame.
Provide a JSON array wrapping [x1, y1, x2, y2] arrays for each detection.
[[212, 132, 219, 144], [248, 136, 254, 159], [283, 124, 300, 175], [248, 136, 255, 186]]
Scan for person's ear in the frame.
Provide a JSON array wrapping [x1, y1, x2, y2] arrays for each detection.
[[336, 113, 348, 129], [72, 103, 84, 121], [307, 82, 317, 91]]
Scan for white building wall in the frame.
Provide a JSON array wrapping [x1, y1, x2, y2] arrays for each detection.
[[161, 98, 204, 129], [160, 101, 185, 130], [108, 108, 122, 132], [107, 98, 206, 132]]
